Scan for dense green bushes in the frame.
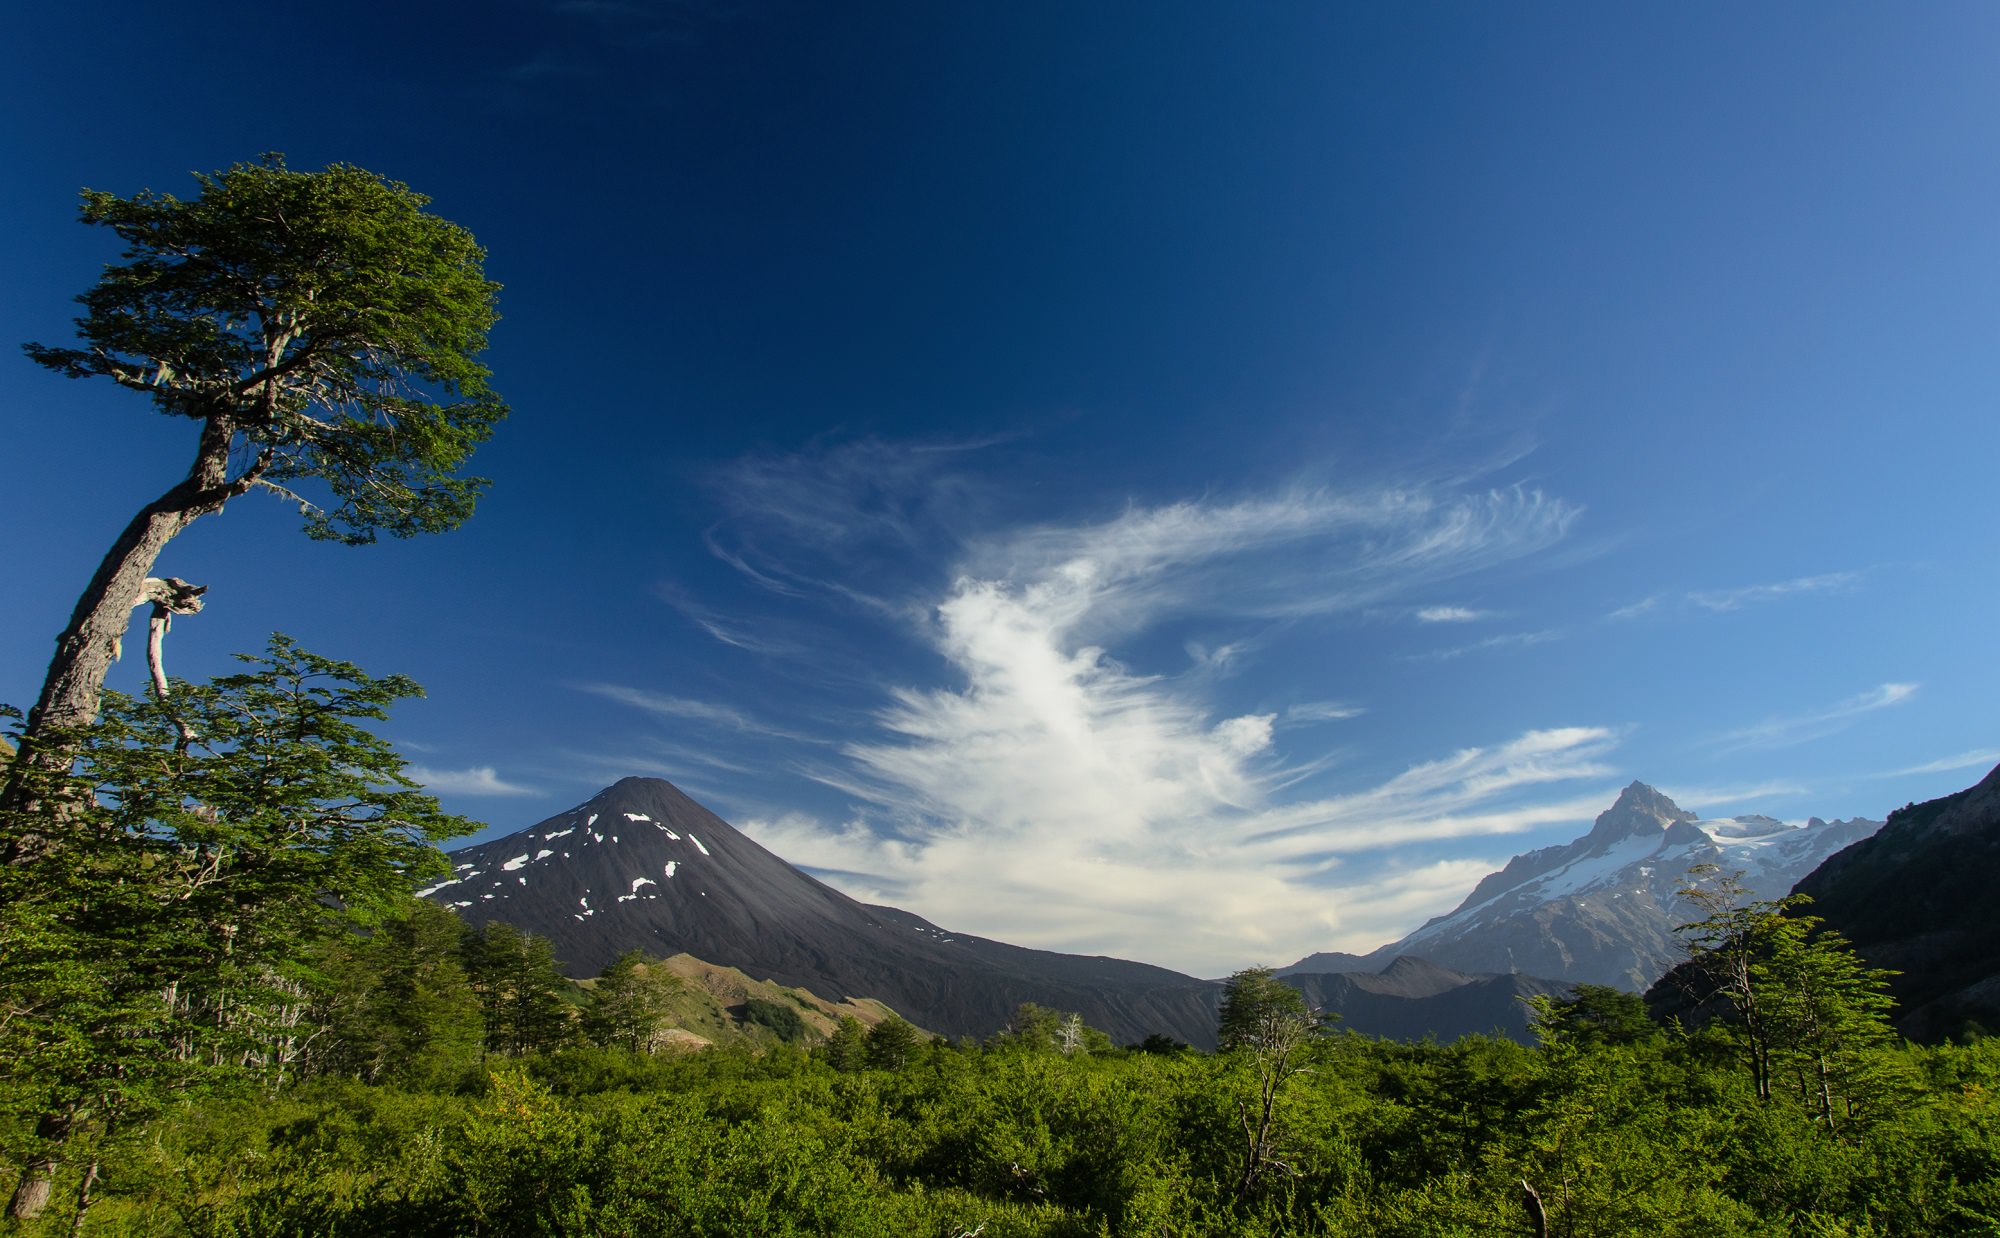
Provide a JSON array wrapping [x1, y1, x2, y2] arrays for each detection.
[[7, 1025, 2000, 1236]]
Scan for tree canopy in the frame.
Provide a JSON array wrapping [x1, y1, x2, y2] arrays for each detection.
[[25, 154, 505, 544], [9, 156, 507, 762]]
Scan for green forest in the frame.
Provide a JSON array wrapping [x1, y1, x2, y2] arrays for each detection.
[[3, 861, 2000, 1237], [5, 158, 1998, 1236]]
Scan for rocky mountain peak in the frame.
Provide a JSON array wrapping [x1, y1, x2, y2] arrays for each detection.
[[1584, 781, 1697, 846]]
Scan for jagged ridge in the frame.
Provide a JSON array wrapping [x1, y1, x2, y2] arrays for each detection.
[[1285, 781, 1880, 990]]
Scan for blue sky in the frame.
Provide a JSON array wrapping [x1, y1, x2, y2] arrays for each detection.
[[4, 3, 1998, 976]]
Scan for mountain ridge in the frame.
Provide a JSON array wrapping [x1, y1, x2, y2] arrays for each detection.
[[1792, 761, 2000, 1040], [430, 775, 1585, 1047], [1284, 781, 1880, 989], [431, 777, 1224, 1047]]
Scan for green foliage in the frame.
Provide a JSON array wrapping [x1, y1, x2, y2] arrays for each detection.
[[990, 1004, 1109, 1056], [585, 951, 680, 1053], [1672, 865, 1905, 1126], [26, 155, 506, 542], [1534, 983, 1657, 1048], [0, 636, 472, 1220], [461, 922, 582, 1057], [315, 899, 485, 1088], [1217, 967, 1321, 1052], [12, 856, 1997, 1234], [741, 997, 810, 1044], [33, 1026, 2000, 1237], [864, 1017, 923, 1071], [821, 1017, 869, 1073]]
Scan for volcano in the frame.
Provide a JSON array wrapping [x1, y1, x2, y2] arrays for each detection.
[[428, 777, 1223, 1046]]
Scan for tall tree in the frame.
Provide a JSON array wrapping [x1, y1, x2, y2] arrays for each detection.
[[0, 637, 473, 1219], [821, 1017, 868, 1073], [461, 922, 578, 1058], [1672, 865, 1902, 1124], [7, 156, 504, 804], [316, 899, 485, 1087], [1217, 967, 1328, 1197]]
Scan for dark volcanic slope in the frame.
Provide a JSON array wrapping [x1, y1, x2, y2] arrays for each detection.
[[432, 778, 1222, 1047], [1285, 957, 1570, 1044], [1792, 762, 2000, 1041]]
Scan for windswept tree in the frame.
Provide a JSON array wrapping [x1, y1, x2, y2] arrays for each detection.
[[7, 155, 505, 802]]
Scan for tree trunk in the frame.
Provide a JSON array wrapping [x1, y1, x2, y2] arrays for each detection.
[[8, 1110, 72, 1221], [1521, 1180, 1550, 1238], [1, 415, 237, 853], [67, 1158, 99, 1238]]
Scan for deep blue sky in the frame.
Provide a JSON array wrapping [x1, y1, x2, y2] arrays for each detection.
[[5, 3, 1998, 974]]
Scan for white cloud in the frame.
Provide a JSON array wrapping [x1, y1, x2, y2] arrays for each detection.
[[406, 766, 538, 797], [1718, 682, 1919, 751], [1652, 780, 1807, 810], [1416, 606, 1491, 623], [1606, 595, 1661, 621], [962, 485, 1577, 639], [751, 524, 1616, 970], [744, 730, 1615, 975], [696, 448, 1600, 974]]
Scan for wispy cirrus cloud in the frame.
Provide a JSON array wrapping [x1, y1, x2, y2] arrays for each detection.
[[1688, 571, 1864, 612], [1612, 570, 1865, 621], [1415, 627, 1566, 662], [1416, 605, 1492, 623], [577, 682, 812, 740], [1717, 682, 1919, 752], [1870, 748, 2000, 779], [684, 437, 1605, 974], [1285, 700, 1367, 724], [406, 766, 538, 797]]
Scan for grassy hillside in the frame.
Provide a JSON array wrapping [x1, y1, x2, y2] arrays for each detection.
[[581, 953, 915, 1052]]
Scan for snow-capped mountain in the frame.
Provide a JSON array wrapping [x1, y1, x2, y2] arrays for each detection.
[[430, 777, 1224, 1047], [1287, 782, 1880, 990]]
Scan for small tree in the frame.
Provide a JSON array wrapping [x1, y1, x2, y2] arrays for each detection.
[[7, 156, 505, 811], [0, 636, 474, 1219], [1673, 865, 1902, 1127], [1533, 984, 1656, 1048], [864, 1016, 923, 1071], [586, 951, 679, 1054], [1217, 967, 1329, 1195], [822, 1016, 868, 1073]]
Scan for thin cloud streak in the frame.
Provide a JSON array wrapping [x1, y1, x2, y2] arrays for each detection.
[[1612, 570, 1865, 621], [406, 766, 538, 797], [1286, 701, 1366, 724], [1688, 571, 1863, 612], [1717, 682, 1919, 752], [1417, 628, 1565, 662], [1871, 748, 2000, 779], [1416, 606, 1492, 623], [577, 682, 814, 741]]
